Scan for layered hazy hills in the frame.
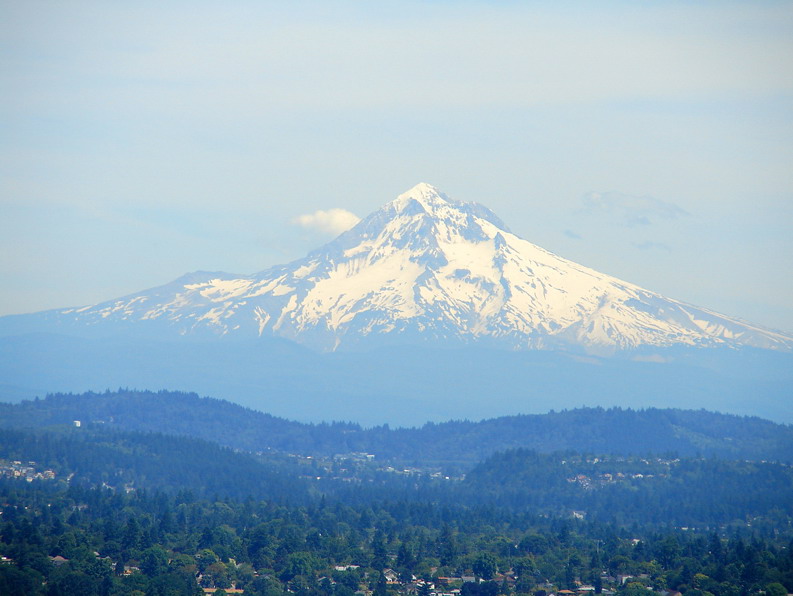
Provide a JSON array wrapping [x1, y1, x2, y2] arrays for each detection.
[[2, 390, 792, 465], [3, 391, 793, 529], [2, 183, 790, 353]]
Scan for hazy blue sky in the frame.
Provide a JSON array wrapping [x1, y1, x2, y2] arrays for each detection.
[[2, 1, 792, 332]]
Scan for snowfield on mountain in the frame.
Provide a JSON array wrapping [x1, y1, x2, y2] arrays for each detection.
[[12, 183, 791, 354]]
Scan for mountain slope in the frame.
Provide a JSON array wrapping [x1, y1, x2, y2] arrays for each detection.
[[2, 183, 789, 353]]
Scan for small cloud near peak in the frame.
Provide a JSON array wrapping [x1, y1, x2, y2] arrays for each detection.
[[293, 208, 361, 236]]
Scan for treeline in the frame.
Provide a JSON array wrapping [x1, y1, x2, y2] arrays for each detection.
[[1, 481, 792, 596], [2, 390, 793, 466]]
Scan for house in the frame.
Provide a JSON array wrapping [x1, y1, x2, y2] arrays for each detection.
[[493, 572, 516, 587]]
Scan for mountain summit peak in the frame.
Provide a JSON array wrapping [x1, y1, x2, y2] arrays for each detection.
[[398, 181, 446, 200], [382, 183, 509, 234], [390, 182, 450, 212]]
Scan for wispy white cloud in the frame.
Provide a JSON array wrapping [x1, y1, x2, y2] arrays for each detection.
[[581, 191, 688, 227], [6, 2, 790, 124], [292, 208, 361, 236], [633, 240, 672, 252]]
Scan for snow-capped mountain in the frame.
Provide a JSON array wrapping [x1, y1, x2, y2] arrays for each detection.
[[7, 183, 792, 353]]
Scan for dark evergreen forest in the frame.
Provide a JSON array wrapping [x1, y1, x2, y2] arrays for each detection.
[[0, 391, 791, 596]]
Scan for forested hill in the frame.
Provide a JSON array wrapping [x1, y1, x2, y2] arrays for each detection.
[[461, 449, 793, 530], [0, 426, 312, 503], [1, 390, 791, 465], [1, 412, 792, 595]]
